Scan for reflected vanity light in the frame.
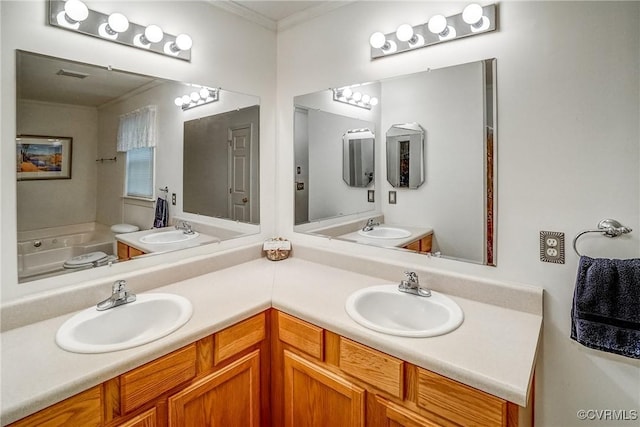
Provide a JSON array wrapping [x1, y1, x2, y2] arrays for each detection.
[[48, 0, 192, 61], [370, 3, 496, 59], [332, 87, 378, 110], [174, 87, 219, 110]]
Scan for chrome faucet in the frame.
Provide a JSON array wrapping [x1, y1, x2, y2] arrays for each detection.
[[398, 271, 431, 297], [97, 280, 136, 311], [362, 218, 380, 232], [175, 220, 195, 235]]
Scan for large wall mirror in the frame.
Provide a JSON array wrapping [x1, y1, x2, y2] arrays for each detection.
[[16, 50, 260, 283], [294, 59, 496, 266]]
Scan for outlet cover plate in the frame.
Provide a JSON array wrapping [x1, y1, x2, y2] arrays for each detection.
[[540, 231, 565, 264]]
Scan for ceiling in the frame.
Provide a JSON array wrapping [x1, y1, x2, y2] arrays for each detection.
[[235, 1, 327, 21]]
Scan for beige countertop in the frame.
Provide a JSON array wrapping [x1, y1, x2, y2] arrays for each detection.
[[0, 256, 542, 425], [115, 226, 220, 254], [338, 224, 433, 248]]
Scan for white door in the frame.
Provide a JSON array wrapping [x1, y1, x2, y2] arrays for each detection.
[[228, 125, 252, 222]]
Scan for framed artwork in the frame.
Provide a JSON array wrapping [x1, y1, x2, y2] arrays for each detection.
[[16, 135, 72, 180]]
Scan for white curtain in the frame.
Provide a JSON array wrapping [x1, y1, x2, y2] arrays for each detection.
[[117, 105, 158, 152]]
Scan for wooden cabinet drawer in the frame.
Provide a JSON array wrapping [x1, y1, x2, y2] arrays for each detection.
[[278, 311, 324, 359], [375, 395, 442, 427], [121, 344, 197, 414], [215, 312, 266, 364], [9, 386, 103, 427], [339, 337, 404, 399], [117, 407, 157, 427], [417, 368, 507, 427]]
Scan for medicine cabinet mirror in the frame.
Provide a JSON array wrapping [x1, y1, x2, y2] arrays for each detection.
[[294, 58, 496, 266], [343, 128, 375, 187], [15, 50, 260, 284], [386, 123, 425, 189]]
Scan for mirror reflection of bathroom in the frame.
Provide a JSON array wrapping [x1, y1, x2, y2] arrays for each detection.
[[293, 58, 496, 266], [386, 123, 425, 189], [16, 50, 260, 283], [343, 128, 375, 188]]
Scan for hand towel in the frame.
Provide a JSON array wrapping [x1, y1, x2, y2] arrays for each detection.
[[571, 256, 640, 359], [153, 197, 169, 228]]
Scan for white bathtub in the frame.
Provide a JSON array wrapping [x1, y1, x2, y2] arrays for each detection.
[[17, 224, 115, 281]]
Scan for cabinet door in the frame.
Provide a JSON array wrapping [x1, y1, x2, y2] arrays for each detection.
[[373, 396, 442, 427], [283, 350, 365, 427], [117, 408, 157, 427], [168, 350, 261, 427]]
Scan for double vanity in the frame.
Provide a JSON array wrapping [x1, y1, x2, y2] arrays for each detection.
[[1, 245, 542, 426]]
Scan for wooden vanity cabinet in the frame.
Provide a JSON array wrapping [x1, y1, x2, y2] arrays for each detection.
[[403, 234, 433, 254], [272, 310, 532, 427], [117, 241, 145, 261], [8, 312, 270, 427]]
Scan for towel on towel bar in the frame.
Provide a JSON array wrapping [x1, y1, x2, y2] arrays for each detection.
[[153, 197, 169, 228], [571, 256, 640, 359]]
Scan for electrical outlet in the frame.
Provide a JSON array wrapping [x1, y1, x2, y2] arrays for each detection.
[[171, 193, 176, 205], [540, 231, 565, 264]]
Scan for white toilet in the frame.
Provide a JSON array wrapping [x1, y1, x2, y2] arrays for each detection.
[[111, 223, 140, 254], [63, 251, 117, 270]]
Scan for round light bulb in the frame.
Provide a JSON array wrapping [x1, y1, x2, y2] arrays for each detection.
[[190, 92, 200, 102], [342, 87, 353, 98], [64, 0, 89, 22], [107, 13, 129, 33], [427, 14, 447, 35], [369, 32, 387, 49], [370, 97, 379, 106], [174, 97, 184, 107], [463, 3, 483, 25], [361, 94, 371, 103], [395, 24, 414, 42], [144, 24, 163, 43], [199, 88, 210, 99], [352, 92, 362, 101], [181, 95, 191, 104], [175, 34, 193, 51]]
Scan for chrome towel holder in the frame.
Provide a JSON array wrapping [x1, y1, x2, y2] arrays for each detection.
[[572, 218, 633, 257]]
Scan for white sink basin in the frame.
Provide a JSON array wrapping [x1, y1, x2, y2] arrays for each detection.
[[358, 227, 411, 239], [345, 285, 463, 337], [139, 230, 199, 244], [56, 293, 193, 353]]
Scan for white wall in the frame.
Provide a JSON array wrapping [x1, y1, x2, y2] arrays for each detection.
[[17, 100, 98, 231], [1, 0, 276, 299], [380, 62, 485, 262], [277, 2, 640, 426]]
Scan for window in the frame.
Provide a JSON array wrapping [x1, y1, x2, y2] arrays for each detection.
[[125, 147, 154, 199]]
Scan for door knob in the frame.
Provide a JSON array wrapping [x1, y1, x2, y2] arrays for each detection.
[[242, 197, 248, 203]]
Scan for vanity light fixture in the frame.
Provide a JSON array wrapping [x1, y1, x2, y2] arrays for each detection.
[[370, 3, 496, 59], [48, 0, 192, 61], [332, 87, 378, 110], [174, 87, 219, 111]]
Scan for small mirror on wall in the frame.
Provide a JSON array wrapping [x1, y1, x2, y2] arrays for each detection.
[[343, 128, 374, 187], [386, 123, 425, 189]]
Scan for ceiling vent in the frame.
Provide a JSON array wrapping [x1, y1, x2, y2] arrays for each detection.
[[56, 69, 89, 79]]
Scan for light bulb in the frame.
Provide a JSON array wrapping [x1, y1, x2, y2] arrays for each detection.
[[181, 95, 191, 104], [199, 88, 210, 99], [64, 0, 89, 22], [463, 4, 483, 25], [369, 32, 387, 49], [144, 25, 164, 43], [190, 92, 200, 102], [361, 94, 371, 103], [352, 92, 362, 101], [175, 34, 193, 50], [108, 13, 129, 33], [342, 88, 353, 98], [370, 97, 379, 106], [174, 97, 184, 107], [427, 15, 448, 35], [396, 24, 414, 42]]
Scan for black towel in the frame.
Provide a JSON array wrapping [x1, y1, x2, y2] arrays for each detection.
[[571, 256, 640, 359], [153, 197, 168, 228]]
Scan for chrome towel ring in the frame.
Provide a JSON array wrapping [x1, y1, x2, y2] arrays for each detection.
[[572, 218, 633, 257]]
